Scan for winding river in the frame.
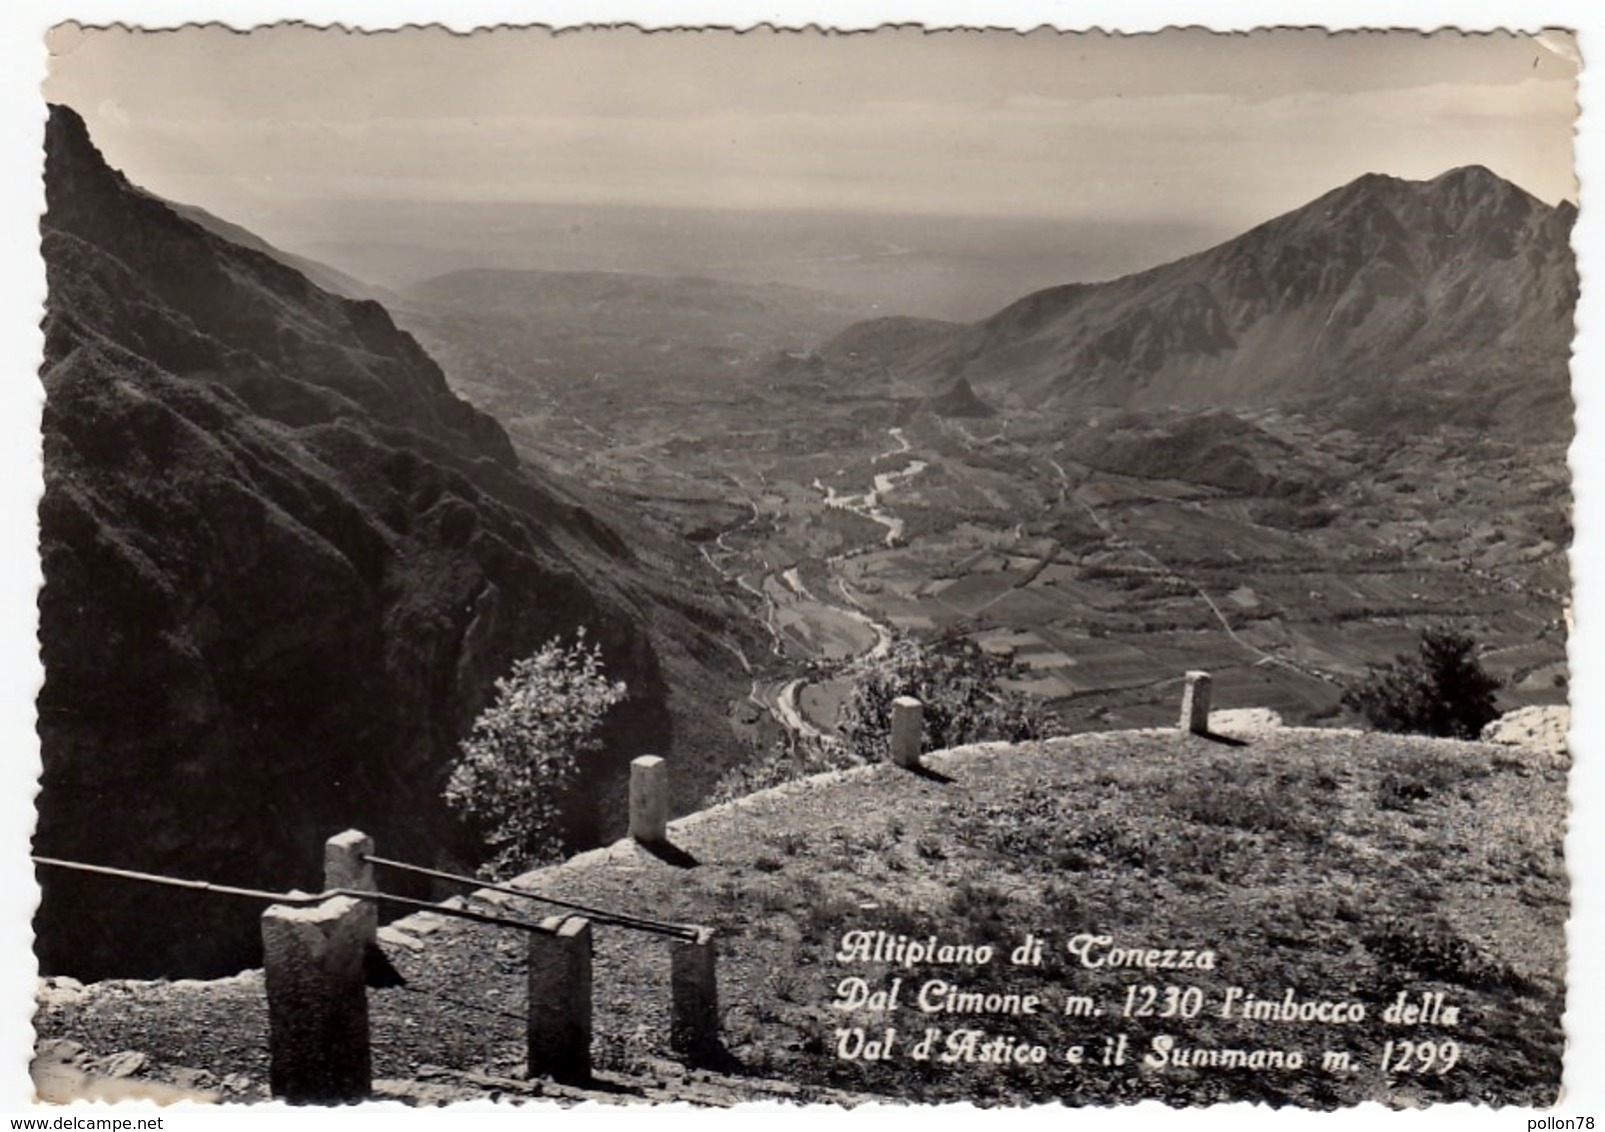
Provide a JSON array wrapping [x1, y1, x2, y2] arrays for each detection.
[[706, 430, 923, 739], [812, 458, 929, 547]]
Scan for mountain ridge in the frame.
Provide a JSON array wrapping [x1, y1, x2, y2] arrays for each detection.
[[35, 103, 751, 980], [161, 198, 393, 304], [825, 164, 1575, 439], [42, 105, 520, 469]]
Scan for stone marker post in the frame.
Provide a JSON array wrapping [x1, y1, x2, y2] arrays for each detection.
[[891, 696, 924, 768], [261, 896, 371, 1103], [1180, 671, 1213, 734], [527, 916, 593, 1085], [671, 926, 719, 1062], [630, 755, 668, 844], [324, 829, 377, 945]]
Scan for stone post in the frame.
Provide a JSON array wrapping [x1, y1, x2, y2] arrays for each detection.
[[324, 829, 377, 944], [891, 696, 924, 768], [671, 927, 719, 1062], [261, 896, 371, 1103], [630, 755, 668, 844], [1180, 671, 1213, 734], [527, 916, 593, 1085]]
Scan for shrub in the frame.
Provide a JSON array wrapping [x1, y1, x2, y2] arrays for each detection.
[[444, 631, 626, 877], [709, 635, 1049, 803], [835, 635, 1049, 762], [1340, 627, 1501, 740]]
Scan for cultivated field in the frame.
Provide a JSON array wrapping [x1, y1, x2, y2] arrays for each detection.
[[398, 300, 1570, 748]]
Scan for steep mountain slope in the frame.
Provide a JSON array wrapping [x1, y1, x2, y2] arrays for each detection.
[[36, 105, 750, 980], [162, 199, 392, 303], [844, 168, 1576, 439]]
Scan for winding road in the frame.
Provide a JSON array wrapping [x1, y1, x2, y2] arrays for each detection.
[[1046, 454, 1338, 686]]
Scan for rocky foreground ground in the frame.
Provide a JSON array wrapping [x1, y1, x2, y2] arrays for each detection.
[[33, 709, 1569, 1108]]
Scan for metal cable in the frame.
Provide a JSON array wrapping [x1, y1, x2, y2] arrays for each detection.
[[363, 854, 699, 940], [31, 855, 556, 935]]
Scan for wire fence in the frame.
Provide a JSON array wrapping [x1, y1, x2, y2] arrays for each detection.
[[32, 852, 698, 939], [34, 760, 728, 1102], [363, 853, 699, 940]]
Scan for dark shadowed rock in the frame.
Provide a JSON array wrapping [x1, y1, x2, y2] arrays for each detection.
[[35, 105, 746, 979], [925, 375, 995, 419]]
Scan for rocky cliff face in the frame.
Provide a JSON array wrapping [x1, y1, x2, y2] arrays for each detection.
[[35, 105, 743, 979]]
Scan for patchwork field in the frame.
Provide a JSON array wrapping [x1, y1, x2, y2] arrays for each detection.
[[399, 294, 1569, 751]]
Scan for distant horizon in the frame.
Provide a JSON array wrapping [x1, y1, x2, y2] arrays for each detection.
[[44, 26, 1577, 227], [42, 22, 1577, 323], [141, 156, 1577, 225], [185, 156, 1575, 322]]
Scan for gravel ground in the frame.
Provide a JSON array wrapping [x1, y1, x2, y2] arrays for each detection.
[[33, 721, 1569, 1108]]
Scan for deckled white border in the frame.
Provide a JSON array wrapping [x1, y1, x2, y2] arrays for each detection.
[[0, 4, 1596, 1131]]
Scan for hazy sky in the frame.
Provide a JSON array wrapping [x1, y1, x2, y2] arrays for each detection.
[[42, 25, 1577, 237]]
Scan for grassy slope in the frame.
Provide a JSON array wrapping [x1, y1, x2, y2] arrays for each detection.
[[36, 726, 1566, 1108]]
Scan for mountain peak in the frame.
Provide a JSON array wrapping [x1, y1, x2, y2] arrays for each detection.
[[832, 162, 1573, 437], [46, 102, 90, 146], [1423, 163, 1543, 214], [1315, 171, 1408, 212], [45, 103, 126, 207], [1323, 165, 1534, 215], [1430, 163, 1507, 190]]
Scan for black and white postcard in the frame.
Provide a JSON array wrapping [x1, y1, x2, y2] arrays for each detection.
[[7, 5, 1601, 1124]]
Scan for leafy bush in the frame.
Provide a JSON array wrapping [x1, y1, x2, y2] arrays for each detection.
[[709, 635, 1049, 803], [1341, 627, 1501, 740], [836, 635, 1049, 761], [444, 631, 626, 877]]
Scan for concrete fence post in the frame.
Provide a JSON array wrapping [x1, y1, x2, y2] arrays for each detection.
[[261, 896, 371, 1103], [1180, 671, 1213, 734], [630, 755, 668, 844], [670, 927, 719, 1062], [324, 829, 376, 945], [527, 916, 593, 1085], [891, 696, 924, 768]]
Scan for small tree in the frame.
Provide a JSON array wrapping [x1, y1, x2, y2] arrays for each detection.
[[444, 631, 626, 877], [837, 635, 1049, 761], [1341, 627, 1501, 740]]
